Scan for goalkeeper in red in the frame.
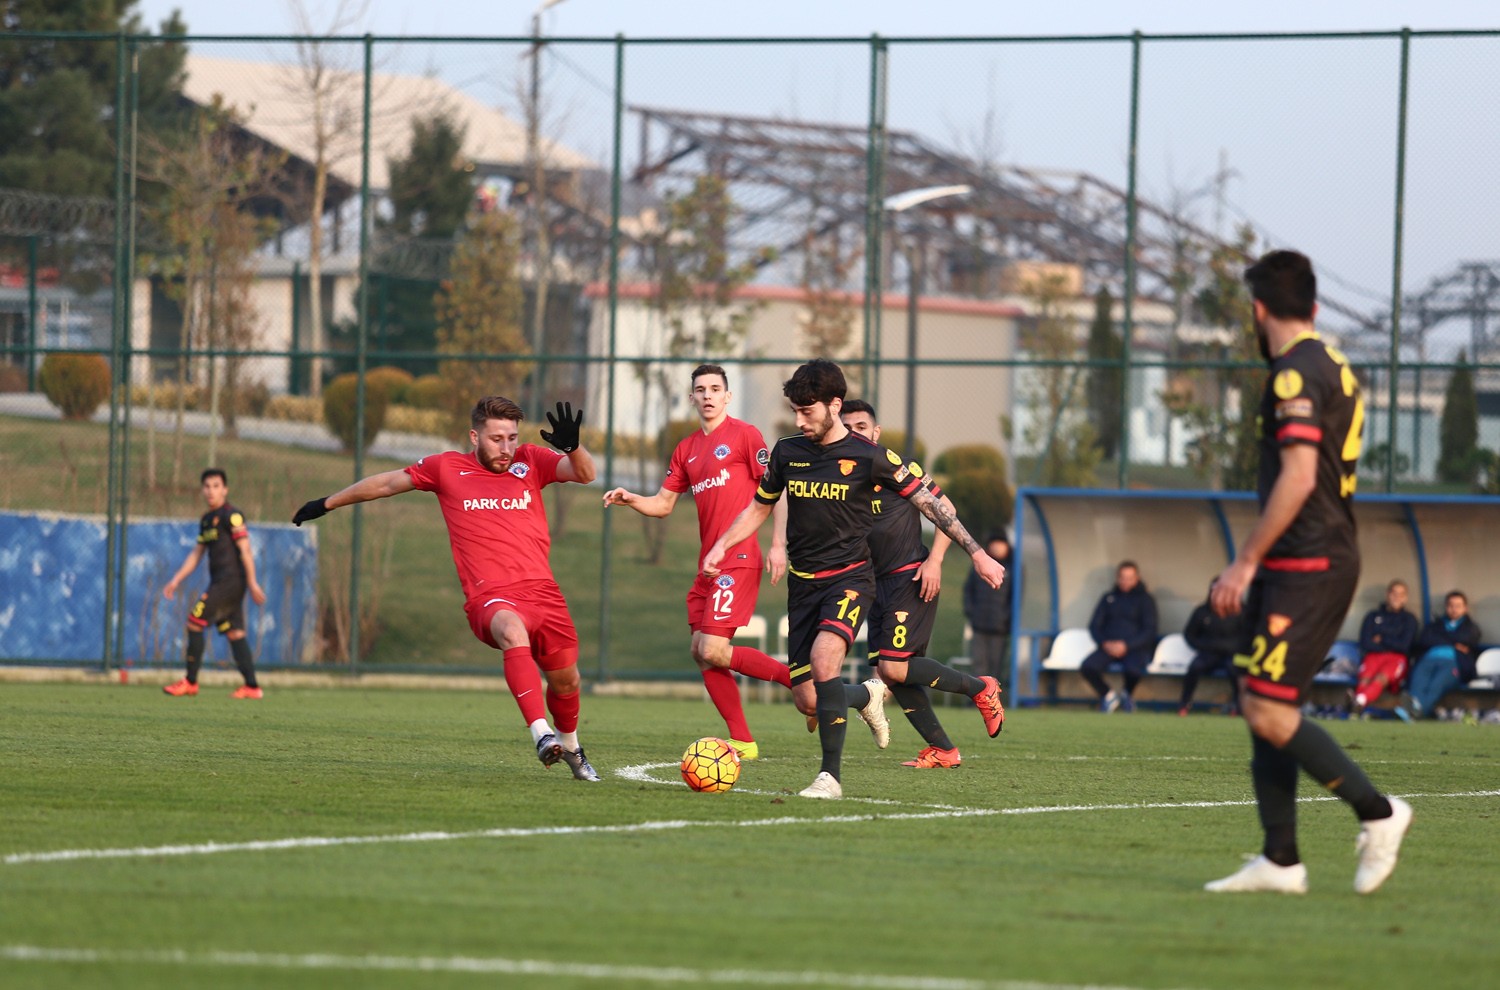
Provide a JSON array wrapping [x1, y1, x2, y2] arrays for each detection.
[[603, 364, 800, 761], [292, 396, 602, 782]]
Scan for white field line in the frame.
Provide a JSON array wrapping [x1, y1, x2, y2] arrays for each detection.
[[5, 766, 1497, 867], [0, 944, 1176, 990]]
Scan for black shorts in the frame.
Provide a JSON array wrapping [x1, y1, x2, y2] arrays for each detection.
[[188, 583, 246, 635], [785, 564, 876, 685], [1235, 565, 1357, 705], [866, 567, 938, 663]]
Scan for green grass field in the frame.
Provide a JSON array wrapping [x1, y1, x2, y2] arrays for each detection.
[[0, 414, 973, 674], [3, 683, 1497, 989]]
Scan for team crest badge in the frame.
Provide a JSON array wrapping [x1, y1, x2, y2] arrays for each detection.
[[715, 575, 735, 589], [838, 458, 856, 476], [509, 463, 530, 478], [895, 611, 909, 624], [842, 589, 860, 601], [1267, 613, 1293, 637], [1273, 369, 1304, 400], [714, 443, 731, 460]]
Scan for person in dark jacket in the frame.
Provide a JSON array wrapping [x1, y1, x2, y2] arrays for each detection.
[[1352, 579, 1420, 713], [963, 534, 1013, 681], [1080, 561, 1158, 712], [1179, 584, 1250, 716], [1398, 590, 1483, 721]]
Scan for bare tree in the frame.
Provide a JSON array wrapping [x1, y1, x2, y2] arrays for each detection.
[[283, 0, 371, 398]]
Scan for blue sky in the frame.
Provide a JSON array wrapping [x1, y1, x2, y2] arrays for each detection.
[[129, 1, 1499, 351], [134, 1, 1499, 39]]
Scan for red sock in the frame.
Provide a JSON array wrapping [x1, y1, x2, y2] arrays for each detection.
[[545, 685, 580, 734], [503, 648, 547, 724], [702, 665, 752, 742], [730, 646, 791, 687]]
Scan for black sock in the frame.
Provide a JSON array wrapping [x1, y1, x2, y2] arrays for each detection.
[[1280, 719, 1392, 821], [902, 656, 983, 697], [1179, 673, 1199, 708], [843, 682, 871, 710], [229, 637, 258, 689], [185, 630, 205, 684], [814, 678, 847, 780], [1251, 734, 1301, 866], [1123, 671, 1142, 696], [888, 682, 954, 750]]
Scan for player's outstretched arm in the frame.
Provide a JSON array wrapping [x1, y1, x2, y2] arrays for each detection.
[[295, 469, 417, 526], [162, 544, 205, 599], [542, 401, 597, 484], [702, 498, 773, 576], [909, 487, 1004, 589], [602, 486, 679, 517]]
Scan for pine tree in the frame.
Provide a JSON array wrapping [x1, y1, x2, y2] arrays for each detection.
[[1438, 351, 1479, 484], [1087, 286, 1123, 460]]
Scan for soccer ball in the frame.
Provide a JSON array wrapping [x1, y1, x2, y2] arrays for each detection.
[[679, 736, 741, 793]]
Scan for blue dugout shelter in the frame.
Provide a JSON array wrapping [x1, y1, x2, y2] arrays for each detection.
[[1010, 488, 1500, 705]]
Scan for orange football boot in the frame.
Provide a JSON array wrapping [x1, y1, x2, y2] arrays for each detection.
[[162, 679, 198, 697]]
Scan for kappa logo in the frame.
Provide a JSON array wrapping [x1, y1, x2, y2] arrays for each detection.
[[715, 575, 735, 589], [832, 716, 847, 725], [713, 443, 731, 460], [509, 463, 530, 478], [838, 459, 856, 476], [463, 491, 533, 511]]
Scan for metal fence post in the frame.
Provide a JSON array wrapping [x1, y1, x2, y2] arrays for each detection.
[[1387, 27, 1411, 494], [1118, 30, 1142, 490], [26, 235, 38, 391], [597, 32, 626, 682], [863, 34, 887, 399], [348, 34, 374, 671], [112, 39, 142, 668], [103, 31, 127, 672]]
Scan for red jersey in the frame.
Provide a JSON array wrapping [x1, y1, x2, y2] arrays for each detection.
[[405, 445, 565, 598], [662, 415, 770, 569]]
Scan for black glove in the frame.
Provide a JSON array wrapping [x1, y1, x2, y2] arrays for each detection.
[[540, 401, 583, 453], [293, 497, 332, 526]]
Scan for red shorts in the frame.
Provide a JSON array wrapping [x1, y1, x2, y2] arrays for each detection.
[[686, 566, 762, 638], [464, 580, 579, 669]]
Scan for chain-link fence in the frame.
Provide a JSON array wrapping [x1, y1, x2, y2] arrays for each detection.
[[1, 29, 1497, 675]]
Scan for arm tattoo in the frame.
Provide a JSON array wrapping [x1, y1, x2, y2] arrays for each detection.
[[910, 489, 982, 556]]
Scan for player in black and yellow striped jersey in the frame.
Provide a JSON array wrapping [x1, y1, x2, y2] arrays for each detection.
[[162, 468, 267, 699], [1206, 250, 1411, 895], [703, 360, 1006, 799]]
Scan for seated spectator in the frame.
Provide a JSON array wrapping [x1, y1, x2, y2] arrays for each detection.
[[1397, 590, 1483, 722], [963, 533, 1013, 681], [1352, 579, 1418, 714], [1178, 584, 1249, 716], [1080, 561, 1158, 713]]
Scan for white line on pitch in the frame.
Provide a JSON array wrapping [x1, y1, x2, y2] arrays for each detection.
[[6, 789, 1496, 867], [0, 944, 1173, 990]]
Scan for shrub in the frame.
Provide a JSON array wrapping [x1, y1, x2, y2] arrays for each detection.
[[874, 429, 927, 467], [0, 362, 26, 393], [39, 353, 111, 420], [384, 405, 450, 437], [405, 374, 450, 411], [940, 469, 1014, 540], [365, 365, 415, 405], [659, 418, 699, 458], [933, 443, 1008, 476], [322, 372, 390, 452]]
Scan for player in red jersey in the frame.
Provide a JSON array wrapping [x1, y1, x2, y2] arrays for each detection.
[[602, 364, 796, 761], [292, 396, 603, 782]]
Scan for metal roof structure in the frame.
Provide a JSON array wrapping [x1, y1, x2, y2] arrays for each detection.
[[628, 105, 1380, 337]]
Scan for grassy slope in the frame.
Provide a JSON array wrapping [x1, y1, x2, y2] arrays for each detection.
[[1, 684, 1496, 990], [0, 415, 971, 674]]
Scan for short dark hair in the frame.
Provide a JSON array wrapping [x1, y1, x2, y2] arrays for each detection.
[[840, 398, 876, 419], [1118, 560, 1139, 573], [985, 532, 1010, 549], [1244, 250, 1317, 320], [200, 468, 227, 485], [783, 359, 846, 407], [1387, 579, 1408, 592], [690, 364, 728, 389], [471, 395, 525, 431], [1446, 590, 1467, 604]]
